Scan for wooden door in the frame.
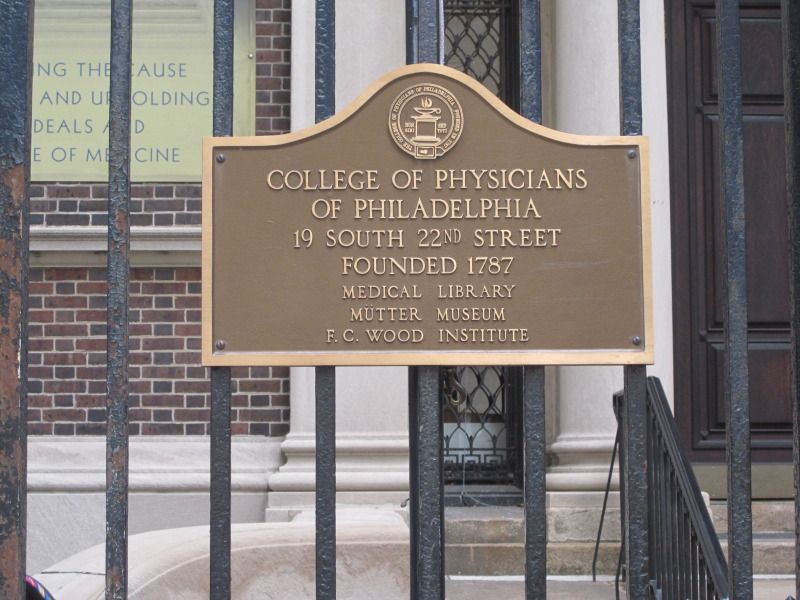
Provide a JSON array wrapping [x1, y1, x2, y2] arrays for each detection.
[[668, 0, 790, 462]]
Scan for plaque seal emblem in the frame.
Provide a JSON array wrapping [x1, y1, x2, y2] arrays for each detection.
[[389, 83, 464, 159]]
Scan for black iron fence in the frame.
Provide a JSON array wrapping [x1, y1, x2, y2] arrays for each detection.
[[0, 2, 32, 597], [2, 0, 800, 599]]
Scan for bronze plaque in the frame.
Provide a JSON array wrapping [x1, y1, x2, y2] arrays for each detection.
[[202, 65, 653, 366]]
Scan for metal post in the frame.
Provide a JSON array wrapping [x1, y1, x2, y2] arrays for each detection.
[[0, 2, 33, 598], [781, 1, 800, 597], [618, 0, 643, 137], [409, 366, 445, 600], [315, 2, 337, 598], [523, 366, 546, 599], [106, 1, 132, 598], [617, 2, 649, 597], [406, 0, 419, 65], [210, 0, 234, 598], [316, 0, 335, 123], [315, 367, 336, 598], [518, 3, 546, 596], [519, 0, 542, 126], [415, 0, 443, 64], [209, 369, 231, 599], [622, 366, 648, 597], [715, 1, 753, 597], [407, 3, 444, 599]]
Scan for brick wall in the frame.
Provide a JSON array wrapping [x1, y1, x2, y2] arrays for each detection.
[[28, 267, 290, 436], [255, 0, 291, 135], [30, 183, 202, 227], [28, 4, 293, 436]]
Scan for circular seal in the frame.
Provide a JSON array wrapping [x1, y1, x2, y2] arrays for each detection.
[[388, 83, 464, 160]]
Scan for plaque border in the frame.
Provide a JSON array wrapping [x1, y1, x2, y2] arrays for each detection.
[[201, 63, 653, 366]]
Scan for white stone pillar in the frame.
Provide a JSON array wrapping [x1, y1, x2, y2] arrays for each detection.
[[268, 367, 411, 508], [269, 0, 409, 511], [546, 0, 673, 491]]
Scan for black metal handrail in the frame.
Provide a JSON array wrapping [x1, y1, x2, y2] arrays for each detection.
[[614, 377, 729, 600]]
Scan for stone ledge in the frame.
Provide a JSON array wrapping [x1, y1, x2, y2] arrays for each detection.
[[28, 435, 281, 492], [30, 225, 201, 267], [445, 542, 622, 576], [712, 500, 795, 534], [719, 536, 796, 575], [268, 432, 410, 496], [444, 503, 621, 545], [27, 436, 283, 572]]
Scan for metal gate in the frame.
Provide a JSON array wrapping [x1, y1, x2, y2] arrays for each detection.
[[1, 1, 799, 599]]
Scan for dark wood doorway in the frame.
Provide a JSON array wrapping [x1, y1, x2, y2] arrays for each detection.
[[667, 0, 791, 463]]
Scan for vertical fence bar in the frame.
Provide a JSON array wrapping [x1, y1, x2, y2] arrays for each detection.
[[315, 1, 337, 598], [409, 366, 445, 600], [106, 1, 132, 598], [209, 369, 231, 599], [406, 30, 420, 600], [622, 366, 648, 597], [210, 0, 234, 598], [618, 0, 643, 137], [406, 3, 444, 599], [407, 3, 444, 599], [0, 2, 33, 598], [715, 1, 753, 597], [782, 1, 800, 597], [316, 0, 335, 123], [406, 0, 419, 65], [519, 0, 542, 126], [315, 367, 336, 598], [416, 0, 442, 64], [519, 4, 545, 597], [523, 366, 546, 599], [618, 1, 649, 597], [407, 366, 420, 591]]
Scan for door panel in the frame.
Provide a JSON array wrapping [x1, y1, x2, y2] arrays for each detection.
[[668, 0, 790, 461]]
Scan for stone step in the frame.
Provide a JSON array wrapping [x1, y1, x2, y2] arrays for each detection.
[[445, 504, 795, 576], [446, 536, 795, 577], [445, 506, 524, 545], [445, 541, 621, 576], [445, 502, 621, 545], [719, 533, 796, 575], [447, 577, 621, 599], [445, 576, 795, 599], [711, 500, 794, 535], [445, 503, 622, 576]]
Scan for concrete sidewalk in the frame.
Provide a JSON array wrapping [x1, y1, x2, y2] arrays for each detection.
[[446, 576, 796, 599]]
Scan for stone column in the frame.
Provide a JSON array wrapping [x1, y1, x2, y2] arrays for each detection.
[[546, 0, 674, 492], [268, 0, 409, 512], [268, 367, 411, 509]]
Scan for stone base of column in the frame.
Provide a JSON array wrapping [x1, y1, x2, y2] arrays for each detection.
[[546, 433, 618, 492], [266, 431, 410, 517]]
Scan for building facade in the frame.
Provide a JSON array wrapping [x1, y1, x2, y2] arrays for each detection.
[[26, 0, 792, 587]]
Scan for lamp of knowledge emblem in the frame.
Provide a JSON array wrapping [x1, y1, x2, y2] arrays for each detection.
[[388, 83, 464, 159]]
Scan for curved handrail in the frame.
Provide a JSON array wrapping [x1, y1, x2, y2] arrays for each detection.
[[645, 377, 729, 597], [613, 377, 730, 599]]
